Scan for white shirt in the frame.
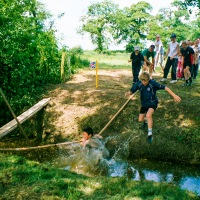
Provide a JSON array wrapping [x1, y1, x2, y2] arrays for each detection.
[[168, 41, 179, 58], [155, 40, 163, 53]]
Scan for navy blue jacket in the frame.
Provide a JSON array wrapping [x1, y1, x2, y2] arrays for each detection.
[[130, 80, 165, 107]]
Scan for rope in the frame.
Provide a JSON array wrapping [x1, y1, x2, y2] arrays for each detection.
[[0, 90, 139, 151], [0, 141, 82, 151], [99, 90, 139, 135]]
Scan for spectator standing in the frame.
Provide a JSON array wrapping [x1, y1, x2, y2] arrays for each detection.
[[192, 40, 199, 79], [142, 45, 156, 79], [128, 46, 144, 83], [154, 34, 164, 70], [180, 41, 195, 86], [160, 34, 180, 84], [177, 53, 184, 79]]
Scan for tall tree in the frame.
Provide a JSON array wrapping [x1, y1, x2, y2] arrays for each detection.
[[146, 0, 193, 48], [0, 0, 61, 125], [183, 0, 200, 9], [122, 1, 152, 51], [79, 0, 119, 52]]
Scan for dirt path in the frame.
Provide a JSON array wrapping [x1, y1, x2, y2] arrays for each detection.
[[45, 68, 137, 142], [1, 68, 199, 165], [43, 68, 200, 166]]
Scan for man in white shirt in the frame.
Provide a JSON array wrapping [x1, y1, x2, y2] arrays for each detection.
[[160, 34, 180, 84], [154, 34, 164, 70]]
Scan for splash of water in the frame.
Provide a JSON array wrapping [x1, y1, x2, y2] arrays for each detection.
[[52, 134, 140, 177]]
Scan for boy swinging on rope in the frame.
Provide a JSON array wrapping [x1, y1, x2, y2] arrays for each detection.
[[125, 72, 181, 143]]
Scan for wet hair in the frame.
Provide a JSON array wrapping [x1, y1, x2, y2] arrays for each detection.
[[83, 127, 94, 136], [139, 72, 150, 81]]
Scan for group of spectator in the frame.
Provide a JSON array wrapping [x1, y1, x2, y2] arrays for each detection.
[[129, 34, 200, 86]]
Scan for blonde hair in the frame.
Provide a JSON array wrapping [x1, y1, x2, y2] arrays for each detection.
[[139, 72, 150, 81]]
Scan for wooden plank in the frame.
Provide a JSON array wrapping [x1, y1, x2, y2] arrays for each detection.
[[0, 98, 51, 139]]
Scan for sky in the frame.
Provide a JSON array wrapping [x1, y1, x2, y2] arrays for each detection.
[[39, 0, 174, 50]]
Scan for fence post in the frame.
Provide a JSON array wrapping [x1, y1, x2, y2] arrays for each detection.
[[61, 52, 66, 81], [0, 88, 28, 140], [67, 57, 71, 78]]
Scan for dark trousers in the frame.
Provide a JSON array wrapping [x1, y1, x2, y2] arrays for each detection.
[[132, 65, 141, 83], [192, 64, 199, 78], [163, 57, 178, 80]]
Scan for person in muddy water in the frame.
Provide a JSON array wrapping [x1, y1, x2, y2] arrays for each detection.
[[125, 72, 181, 144], [81, 127, 109, 158]]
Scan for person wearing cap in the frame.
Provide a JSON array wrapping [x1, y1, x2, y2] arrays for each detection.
[[154, 34, 164, 70], [128, 46, 144, 83], [160, 33, 180, 84], [142, 45, 156, 79]]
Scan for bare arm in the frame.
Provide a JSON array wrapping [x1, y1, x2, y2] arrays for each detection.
[[164, 45, 170, 60], [144, 56, 153, 65], [128, 59, 132, 63], [165, 87, 181, 102]]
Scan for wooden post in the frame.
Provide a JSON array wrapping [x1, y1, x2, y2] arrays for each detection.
[[67, 57, 71, 78], [96, 60, 99, 89], [61, 52, 66, 81], [36, 108, 44, 143], [0, 88, 28, 140]]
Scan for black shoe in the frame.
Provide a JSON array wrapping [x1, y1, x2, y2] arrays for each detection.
[[188, 82, 192, 86], [182, 83, 188, 86], [139, 121, 147, 129], [147, 135, 153, 144]]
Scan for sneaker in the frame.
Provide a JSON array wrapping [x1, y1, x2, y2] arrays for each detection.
[[188, 82, 192, 86], [160, 78, 166, 82], [147, 135, 153, 144], [170, 80, 177, 84]]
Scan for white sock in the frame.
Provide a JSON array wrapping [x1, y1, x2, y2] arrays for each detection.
[[148, 129, 152, 136]]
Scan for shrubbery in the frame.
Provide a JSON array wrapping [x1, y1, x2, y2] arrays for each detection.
[[0, 1, 89, 126]]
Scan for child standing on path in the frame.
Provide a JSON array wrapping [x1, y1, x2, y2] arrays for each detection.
[[128, 46, 144, 84], [125, 72, 181, 143]]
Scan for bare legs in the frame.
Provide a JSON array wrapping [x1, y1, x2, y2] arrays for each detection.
[[139, 108, 155, 131]]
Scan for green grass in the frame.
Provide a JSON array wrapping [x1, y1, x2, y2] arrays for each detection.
[[1, 51, 200, 199], [0, 153, 198, 200], [82, 50, 130, 69]]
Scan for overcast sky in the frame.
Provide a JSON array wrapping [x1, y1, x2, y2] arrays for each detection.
[[39, 0, 174, 50]]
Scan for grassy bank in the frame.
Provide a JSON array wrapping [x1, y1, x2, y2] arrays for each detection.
[[0, 153, 198, 200], [0, 51, 200, 199], [80, 51, 200, 165]]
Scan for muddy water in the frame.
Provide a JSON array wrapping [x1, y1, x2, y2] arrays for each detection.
[[54, 143, 200, 196]]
